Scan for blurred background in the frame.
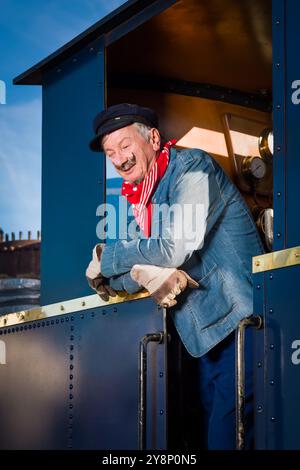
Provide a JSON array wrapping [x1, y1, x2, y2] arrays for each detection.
[[0, 0, 125, 312], [0, 0, 126, 236]]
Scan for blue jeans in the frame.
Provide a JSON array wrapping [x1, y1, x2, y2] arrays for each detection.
[[198, 327, 254, 450]]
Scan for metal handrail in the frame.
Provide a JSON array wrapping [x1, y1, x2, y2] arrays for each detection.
[[138, 332, 164, 450], [236, 315, 263, 450]]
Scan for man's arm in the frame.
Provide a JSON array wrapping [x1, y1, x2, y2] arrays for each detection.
[[101, 151, 226, 278]]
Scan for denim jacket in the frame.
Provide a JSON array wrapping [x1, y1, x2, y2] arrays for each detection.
[[101, 148, 264, 357]]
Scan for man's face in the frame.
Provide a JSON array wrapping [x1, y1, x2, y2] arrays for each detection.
[[102, 124, 160, 184]]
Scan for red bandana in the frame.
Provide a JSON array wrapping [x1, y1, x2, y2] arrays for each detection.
[[121, 140, 176, 237]]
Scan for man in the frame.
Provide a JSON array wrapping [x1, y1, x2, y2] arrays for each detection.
[[86, 103, 264, 449]]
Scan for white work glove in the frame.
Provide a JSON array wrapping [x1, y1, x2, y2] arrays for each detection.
[[130, 264, 199, 308], [86, 244, 117, 301]]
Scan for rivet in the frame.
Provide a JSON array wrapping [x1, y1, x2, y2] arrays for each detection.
[[159, 410, 164, 415], [257, 362, 262, 368], [275, 19, 280, 25], [269, 274, 273, 280], [69, 394, 73, 400], [276, 104, 281, 110], [270, 380, 275, 386], [295, 252, 300, 258], [276, 63, 280, 68], [70, 364, 74, 370], [60, 305, 64, 311], [70, 335, 74, 341], [257, 405, 263, 412], [82, 301, 86, 307], [255, 260, 260, 267], [69, 404, 73, 409], [276, 145, 281, 152], [269, 308, 274, 314], [270, 344, 274, 350], [69, 384, 73, 390], [277, 191, 281, 197], [70, 355, 74, 361], [70, 345, 74, 351], [271, 416, 276, 422], [80, 314, 84, 320], [256, 284, 261, 290], [89, 47, 94, 52], [159, 372, 164, 378], [70, 374, 73, 380]]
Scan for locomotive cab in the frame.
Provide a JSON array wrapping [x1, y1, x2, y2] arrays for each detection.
[[3, 0, 299, 452]]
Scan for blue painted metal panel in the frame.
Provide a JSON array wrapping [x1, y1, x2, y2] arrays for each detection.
[[273, 0, 300, 248], [41, 38, 105, 305], [71, 297, 166, 450], [272, 0, 286, 250], [254, 264, 300, 449], [285, 0, 300, 247], [0, 320, 70, 449], [253, 271, 266, 450], [0, 297, 166, 450]]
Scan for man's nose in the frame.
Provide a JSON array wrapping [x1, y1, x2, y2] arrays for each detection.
[[111, 152, 128, 168]]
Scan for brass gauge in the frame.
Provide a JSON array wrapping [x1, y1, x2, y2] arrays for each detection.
[[241, 156, 267, 180], [259, 128, 273, 160]]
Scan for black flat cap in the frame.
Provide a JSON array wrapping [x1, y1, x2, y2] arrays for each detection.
[[89, 103, 158, 152]]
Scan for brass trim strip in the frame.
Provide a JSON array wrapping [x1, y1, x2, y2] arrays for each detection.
[[253, 246, 300, 273], [0, 291, 150, 328]]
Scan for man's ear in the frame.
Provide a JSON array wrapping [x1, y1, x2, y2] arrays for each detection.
[[150, 128, 161, 151]]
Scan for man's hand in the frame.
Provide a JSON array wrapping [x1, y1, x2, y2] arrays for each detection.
[[86, 244, 117, 301], [130, 264, 198, 308]]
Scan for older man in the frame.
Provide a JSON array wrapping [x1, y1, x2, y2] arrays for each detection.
[[86, 103, 264, 449]]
